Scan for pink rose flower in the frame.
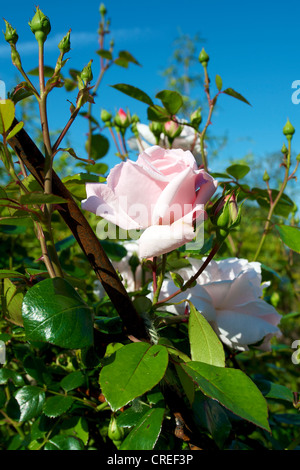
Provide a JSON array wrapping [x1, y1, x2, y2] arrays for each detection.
[[82, 146, 217, 258], [152, 257, 282, 351]]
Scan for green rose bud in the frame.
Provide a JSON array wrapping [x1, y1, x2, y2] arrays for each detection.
[[3, 19, 18, 45], [131, 114, 140, 124], [211, 192, 241, 242], [199, 48, 209, 67], [263, 170, 270, 182], [108, 416, 124, 442], [101, 109, 112, 123], [149, 121, 163, 137], [78, 60, 93, 89], [99, 3, 107, 17], [28, 7, 51, 44], [283, 119, 295, 141], [190, 108, 202, 128], [58, 30, 71, 54], [281, 143, 288, 154]]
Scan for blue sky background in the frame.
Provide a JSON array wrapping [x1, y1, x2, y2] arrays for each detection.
[[1, 0, 300, 198]]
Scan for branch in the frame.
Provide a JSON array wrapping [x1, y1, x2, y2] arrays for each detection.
[[7, 118, 149, 341]]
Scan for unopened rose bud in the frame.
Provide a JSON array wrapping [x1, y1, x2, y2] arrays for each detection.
[[199, 48, 209, 67], [114, 108, 130, 128], [190, 108, 202, 128], [211, 192, 241, 241], [283, 119, 295, 141], [58, 30, 71, 54], [164, 120, 182, 140], [149, 121, 162, 137], [79, 60, 93, 88], [101, 108, 112, 123], [99, 3, 107, 17], [131, 114, 140, 124], [107, 415, 124, 442], [28, 7, 51, 44], [281, 143, 288, 154], [3, 19, 18, 45], [263, 170, 270, 182]]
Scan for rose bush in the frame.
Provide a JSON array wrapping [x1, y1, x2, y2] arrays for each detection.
[[93, 240, 148, 295], [151, 257, 282, 351], [128, 121, 203, 165], [82, 145, 217, 258]]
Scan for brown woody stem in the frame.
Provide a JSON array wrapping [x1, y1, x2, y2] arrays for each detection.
[[7, 119, 149, 341]]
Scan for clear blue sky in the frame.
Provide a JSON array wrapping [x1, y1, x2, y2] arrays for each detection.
[[1, 0, 300, 184]]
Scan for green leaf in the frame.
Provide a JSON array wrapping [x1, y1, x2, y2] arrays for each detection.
[[118, 50, 140, 65], [120, 407, 165, 450], [188, 304, 225, 367], [226, 163, 250, 179], [3, 278, 24, 326], [111, 83, 154, 106], [147, 105, 170, 122], [86, 134, 109, 160], [215, 75, 223, 91], [10, 87, 34, 104], [116, 404, 150, 428], [275, 225, 300, 254], [180, 361, 270, 431], [254, 379, 294, 403], [60, 371, 85, 392], [22, 277, 94, 349], [192, 391, 232, 449], [94, 316, 123, 335], [96, 49, 112, 60], [19, 192, 67, 205], [6, 121, 24, 140], [44, 435, 84, 450], [28, 66, 56, 77], [100, 240, 127, 261], [155, 90, 183, 115], [14, 386, 45, 422], [222, 88, 251, 105], [55, 235, 76, 253], [0, 99, 15, 134], [43, 395, 74, 418], [99, 342, 169, 411], [0, 368, 25, 386], [0, 270, 27, 280]]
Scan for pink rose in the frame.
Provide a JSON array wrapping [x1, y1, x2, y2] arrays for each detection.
[[152, 257, 282, 351], [82, 146, 217, 258]]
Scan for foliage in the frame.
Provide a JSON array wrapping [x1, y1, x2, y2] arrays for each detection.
[[0, 4, 300, 452]]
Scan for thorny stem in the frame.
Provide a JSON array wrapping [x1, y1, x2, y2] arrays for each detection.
[[2, 134, 56, 277], [86, 22, 111, 159], [152, 254, 167, 304], [52, 107, 80, 154], [153, 242, 221, 306], [253, 140, 293, 261], [38, 40, 63, 278]]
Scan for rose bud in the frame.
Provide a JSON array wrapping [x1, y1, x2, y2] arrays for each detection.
[[28, 7, 51, 44], [283, 119, 295, 141], [199, 48, 209, 67], [58, 30, 71, 54], [114, 108, 130, 128], [3, 19, 18, 45]]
